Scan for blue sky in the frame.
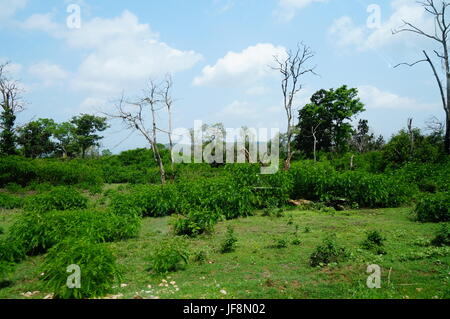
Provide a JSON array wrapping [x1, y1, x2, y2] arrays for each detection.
[[0, 0, 444, 152]]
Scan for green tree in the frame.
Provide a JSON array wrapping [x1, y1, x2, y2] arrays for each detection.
[[382, 128, 442, 167], [17, 119, 56, 158], [0, 63, 23, 155], [295, 85, 365, 157], [350, 119, 385, 153], [0, 107, 17, 155], [70, 114, 109, 158], [52, 122, 77, 158]]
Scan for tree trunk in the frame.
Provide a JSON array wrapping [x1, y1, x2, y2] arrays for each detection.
[[284, 130, 292, 170], [151, 105, 166, 184], [446, 73, 450, 155], [445, 111, 450, 155]]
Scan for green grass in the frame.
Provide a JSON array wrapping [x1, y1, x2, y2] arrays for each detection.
[[1, 202, 449, 299]]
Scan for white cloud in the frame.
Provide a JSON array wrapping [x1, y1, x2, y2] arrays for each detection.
[[23, 10, 202, 94], [220, 100, 258, 117], [215, 100, 285, 131], [28, 62, 69, 86], [22, 13, 61, 35], [193, 43, 287, 87], [329, 0, 433, 51], [0, 0, 27, 22], [358, 85, 437, 110], [0, 58, 23, 76], [275, 0, 329, 22]]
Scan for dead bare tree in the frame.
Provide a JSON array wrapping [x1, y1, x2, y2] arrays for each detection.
[[162, 75, 174, 168], [393, 0, 450, 154], [425, 115, 445, 135], [0, 62, 24, 155], [310, 123, 321, 163], [106, 80, 168, 184], [407, 118, 415, 156], [272, 43, 316, 170]]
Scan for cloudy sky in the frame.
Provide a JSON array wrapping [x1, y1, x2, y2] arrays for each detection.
[[0, 0, 445, 152]]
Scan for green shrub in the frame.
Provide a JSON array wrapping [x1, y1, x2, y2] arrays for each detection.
[[192, 250, 208, 264], [399, 246, 450, 261], [40, 239, 121, 299], [24, 186, 88, 213], [220, 226, 238, 253], [290, 161, 412, 208], [361, 230, 386, 255], [108, 192, 145, 217], [8, 209, 141, 257], [170, 210, 219, 237], [309, 235, 350, 267], [332, 171, 412, 208], [4, 183, 24, 193], [0, 237, 26, 263], [290, 161, 336, 201], [0, 261, 14, 284], [271, 237, 288, 249], [0, 156, 103, 190], [431, 224, 450, 247], [149, 237, 190, 273], [109, 184, 180, 218], [391, 162, 450, 193], [415, 192, 450, 222], [132, 184, 179, 217], [226, 164, 293, 209], [176, 176, 254, 220], [0, 193, 23, 209]]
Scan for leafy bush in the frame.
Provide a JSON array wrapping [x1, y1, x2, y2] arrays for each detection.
[[360, 230, 386, 255], [290, 161, 337, 201], [309, 235, 350, 267], [109, 184, 180, 218], [290, 161, 412, 208], [192, 250, 208, 264], [4, 183, 24, 193], [149, 237, 190, 273], [132, 184, 179, 217], [170, 210, 219, 237], [332, 171, 412, 208], [40, 239, 121, 299], [0, 237, 26, 263], [399, 246, 450, 261], [0, 261, 14, 285], [415, 192, 450, 222], [391, 162, 450, 193], [220, 226, 238, 253], [226, 164, 293, 209], [0, 156, 103, 190], [271, 237, 289, 249], [0, 193, 23, 209], [431, 224, 450, 247], [176, 176, 253, 220], [24, 186, 88, 213], [7, 209, 141, 257]]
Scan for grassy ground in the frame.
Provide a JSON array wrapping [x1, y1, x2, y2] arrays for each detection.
[[1, 203, 449, 299]]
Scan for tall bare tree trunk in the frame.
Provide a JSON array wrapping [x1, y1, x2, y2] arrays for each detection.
[[446, 74, 450, 154], [151, 103, 166, 184], [393, 1, 450, 155]]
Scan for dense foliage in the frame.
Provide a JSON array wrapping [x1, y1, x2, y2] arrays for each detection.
[[415, 192, 450, 223], [0, 193, 23, 209], [41, 239, 120, 299], [24, 186, 88, 213]]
